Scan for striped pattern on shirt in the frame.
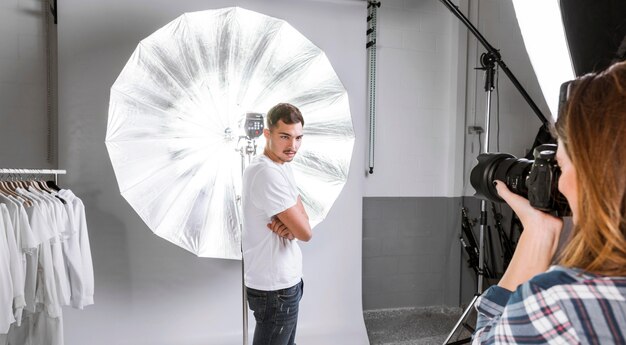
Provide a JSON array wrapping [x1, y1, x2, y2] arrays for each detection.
[[472, 265, 626, 344]]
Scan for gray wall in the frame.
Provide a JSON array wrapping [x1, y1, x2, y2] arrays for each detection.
[[57, 0, 368, 344], [0, 0, 53, 169], [362, 196, 519, 311], [363, 197, 463, 310]]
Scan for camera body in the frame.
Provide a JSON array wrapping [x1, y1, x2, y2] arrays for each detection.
[[470, 143, 569, 215]]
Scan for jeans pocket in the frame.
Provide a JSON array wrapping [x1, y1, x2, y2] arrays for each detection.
[[277, 281, 302, 304]]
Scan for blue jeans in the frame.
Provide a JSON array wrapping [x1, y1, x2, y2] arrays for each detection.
[[247, 280, 304, 345]]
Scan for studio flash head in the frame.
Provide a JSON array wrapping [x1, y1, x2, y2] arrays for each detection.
[[244, 112, 264, 139], [469, 143, 570, 216]]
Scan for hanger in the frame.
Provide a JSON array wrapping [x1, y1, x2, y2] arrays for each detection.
[[46, 180, 61, 192], [36, 179, 67, 204], [9, 171, 34, 207], [8, 172, 27, 190], [0, 172, 20, 197], [0, 179, 19, 197], [29, 180, 42, 192], [36, 180, 53, 193]]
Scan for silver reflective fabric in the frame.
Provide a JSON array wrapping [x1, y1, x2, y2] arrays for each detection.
[[105, 7, 355, 259]]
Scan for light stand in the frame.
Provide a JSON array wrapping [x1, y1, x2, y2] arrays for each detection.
[[443, 52, 496, 345], [438, 0, 550, 343], [477, 51, 496, 296], [236, 112, 265, 345], [238, 137, 256, 345]]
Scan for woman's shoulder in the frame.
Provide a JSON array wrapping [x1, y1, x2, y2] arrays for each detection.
[[533, 265, 626, 282], [517, 266, 626, 343], [526, 265, 586, 289], [522, 265, 626, 300]]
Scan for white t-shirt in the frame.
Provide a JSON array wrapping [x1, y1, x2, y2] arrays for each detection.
[[57, 189, 95, 309], [19, 194, 60, 318], [0, 204, 25, 327], [0, 195, 33, 327], [242, 154, 302, 291], [28, 187, 71, 307], [0, 206, 15, 334]]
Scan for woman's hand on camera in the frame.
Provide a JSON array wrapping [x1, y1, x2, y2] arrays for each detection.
[[493, 180, 563, 238], [494, 180, 564, 291]]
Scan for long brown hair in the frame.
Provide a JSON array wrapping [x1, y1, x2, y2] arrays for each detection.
[[556, 61, 626, 276]]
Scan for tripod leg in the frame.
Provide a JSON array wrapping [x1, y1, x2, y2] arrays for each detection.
[[442, 294, 480, 345]]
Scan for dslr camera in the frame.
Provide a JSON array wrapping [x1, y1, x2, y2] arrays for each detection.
[[470, 143, 570, 216]]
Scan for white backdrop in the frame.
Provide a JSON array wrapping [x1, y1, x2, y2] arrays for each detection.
[[57, 0, 368, 344]]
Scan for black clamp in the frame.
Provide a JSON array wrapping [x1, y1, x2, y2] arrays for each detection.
[[50, 0, 58, 24], [367, 1, 381, 9], [367, 1, 381, 21], [366, 1, 381, 49]]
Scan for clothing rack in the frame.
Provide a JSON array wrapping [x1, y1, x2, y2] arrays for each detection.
[[0, 168, 66, 183]]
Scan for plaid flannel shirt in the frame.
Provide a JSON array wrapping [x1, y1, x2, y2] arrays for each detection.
[[473, 265, 626, 344]]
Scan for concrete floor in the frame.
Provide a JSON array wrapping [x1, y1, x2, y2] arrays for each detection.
[[363, 306, 473, 345]]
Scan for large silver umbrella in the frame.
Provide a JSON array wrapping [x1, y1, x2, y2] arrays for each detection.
[[105, 7, 355, 260]]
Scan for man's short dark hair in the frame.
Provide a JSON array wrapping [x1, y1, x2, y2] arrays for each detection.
[[266, 103, 304, 129]]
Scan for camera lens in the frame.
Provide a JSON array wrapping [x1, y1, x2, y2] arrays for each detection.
[[469, 144, 569, 215], [470, 153, 532, 202]]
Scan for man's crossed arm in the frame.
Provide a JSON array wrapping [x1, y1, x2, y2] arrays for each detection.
[[267, 196, 312, 242]]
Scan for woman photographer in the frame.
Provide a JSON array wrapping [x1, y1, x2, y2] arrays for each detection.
[[472, 60, 626, 344]]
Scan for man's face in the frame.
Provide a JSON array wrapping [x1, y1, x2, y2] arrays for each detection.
[[263, 120, 303, 164]]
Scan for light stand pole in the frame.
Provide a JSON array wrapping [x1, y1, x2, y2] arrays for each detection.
[[238, 138, 256, 345], [437, 0, 550, 343], [477, 52, 496, 295], [443, 52, 496, 345], [237, 112, 264, 345]]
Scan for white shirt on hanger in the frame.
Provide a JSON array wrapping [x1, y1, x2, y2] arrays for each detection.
[[0, 181, 94, 345], [0, 207, 15, 334], [30, 305, 64, 345], [4, 194, 40, 317], [28, 187, 72, 306], [20, 193, 61, 318], [0, 204, 25, 326], [57, 189, 94, 308], [0, 194, 39, 250], [0, 195, 33, 320], [56, 196, 85, 310]]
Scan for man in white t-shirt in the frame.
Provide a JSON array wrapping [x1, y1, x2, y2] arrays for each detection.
[[242, 103, 312, 345]]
